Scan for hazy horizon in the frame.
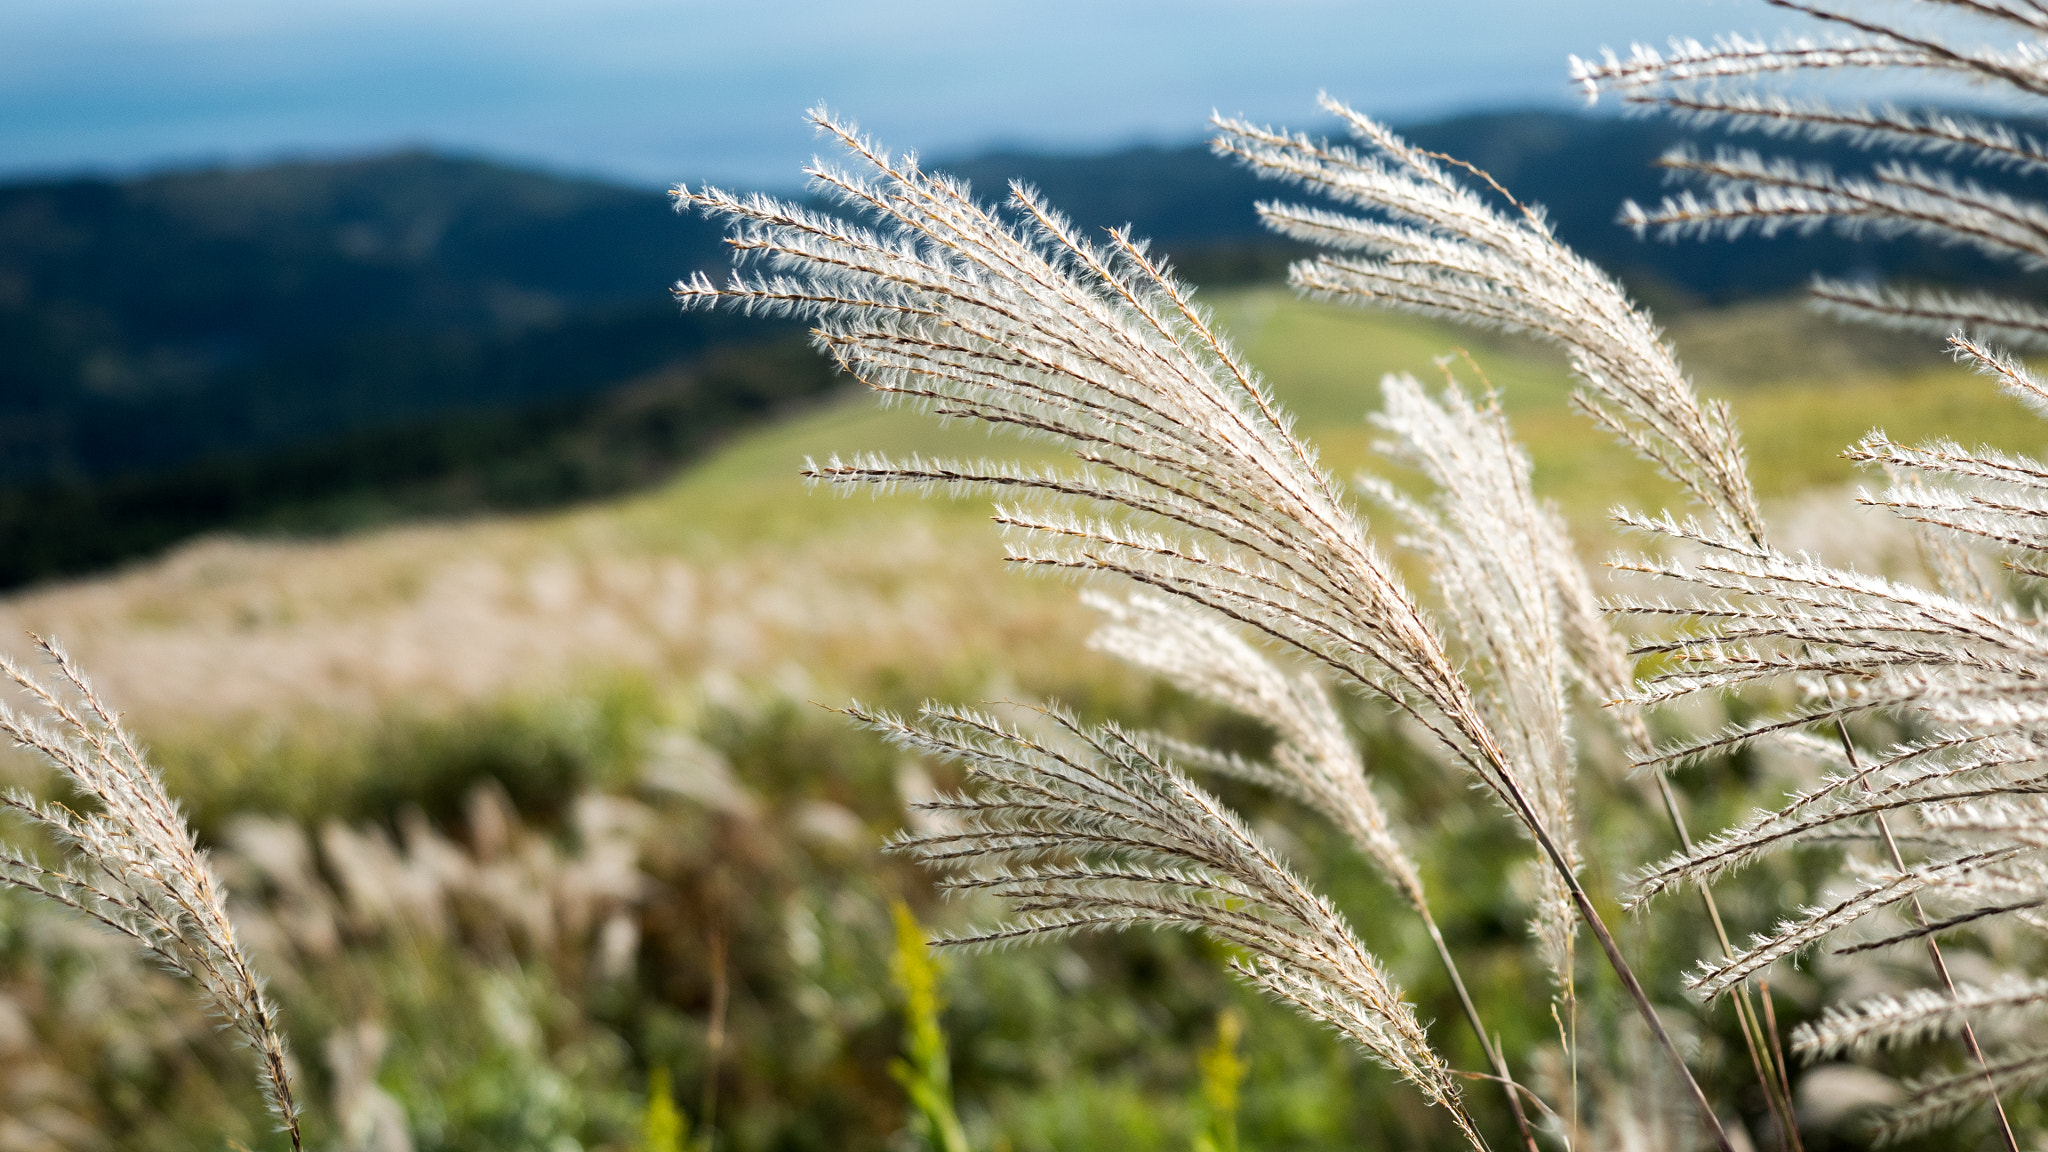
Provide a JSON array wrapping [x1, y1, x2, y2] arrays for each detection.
[[4, 0, 1865, 191]]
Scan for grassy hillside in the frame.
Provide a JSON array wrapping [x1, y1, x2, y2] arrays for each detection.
[[0, 292, 2037, 1152], [5, 289, 2036, 745], [621, 288, 2040, 550], [8, 110, 2043, 589]]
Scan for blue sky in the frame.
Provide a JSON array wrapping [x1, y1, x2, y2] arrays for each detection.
[[2, 0, 1853, 189]]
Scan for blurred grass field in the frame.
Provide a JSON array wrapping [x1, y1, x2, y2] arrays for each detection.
[[1, 287, 2035, 818], [625, 287, 2041, 549], [0, 289, 2036, 1152]]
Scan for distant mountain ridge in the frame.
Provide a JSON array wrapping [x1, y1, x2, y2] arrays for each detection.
[[0, 151, 755, 483], [946, 110, 2031, 304], [0, 109, 2037, 586]]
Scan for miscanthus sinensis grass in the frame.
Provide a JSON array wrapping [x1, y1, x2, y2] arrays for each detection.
[[0, 637, 301, 1150], [667, 2, 2048, 1149], [25, 1, 2048, 1149]]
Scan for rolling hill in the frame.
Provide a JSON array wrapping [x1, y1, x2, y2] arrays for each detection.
[[3, 109, 2043, 587], [4, 288, 2033, 754]]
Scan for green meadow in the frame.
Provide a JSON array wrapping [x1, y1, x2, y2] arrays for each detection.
[[624, 288, 2040, 550], [0, 290, 2024, 1152]]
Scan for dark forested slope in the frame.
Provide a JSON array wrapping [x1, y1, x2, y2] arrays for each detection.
[[2, 110, 2037, 585], [0, 151, 756, 483], [951, 110, 2034, 306]]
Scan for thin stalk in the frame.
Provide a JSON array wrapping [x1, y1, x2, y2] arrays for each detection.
[[1554, 1002, 1579, 1149], [1471, 721, 1739, 1152], [1756, 982, 1798, 1138], [1653, 771, 1805, 1152], [1553, 844, 1734, 1152], [1418, 906, 1545, 1152], [1834, 718, 2020, 1152], [702, 865, 730, 1152], [1737, 984, 1797, 1151]]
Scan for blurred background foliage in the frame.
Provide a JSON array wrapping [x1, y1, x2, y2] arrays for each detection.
[[0, 109, 2034, 587], [0, 601, 1986, 1151], [2, 106, 2043, 1152]]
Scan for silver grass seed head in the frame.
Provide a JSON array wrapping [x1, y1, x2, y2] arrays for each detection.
[[0, 636, 301, 1148], [861, 700, 1467, 1121]]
